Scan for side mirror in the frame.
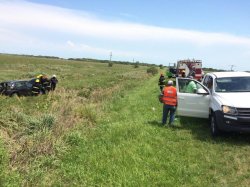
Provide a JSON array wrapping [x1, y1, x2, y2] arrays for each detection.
[[197, 88, 209, 95]]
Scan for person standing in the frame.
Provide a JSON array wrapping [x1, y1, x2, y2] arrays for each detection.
[[35, 74, 46, 94], [40, 75, 50, 94], [186, 76, 197, 93], [50, 75, 58, 91], [158, 73, 165, 92], [161, 80, 177, 126], [32, 78, 42, 96], [188, 66, 196, 78], [181, 70, 186, 78]]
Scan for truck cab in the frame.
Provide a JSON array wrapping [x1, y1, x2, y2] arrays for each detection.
[[166, 63, 177, 78], [176, 59, 203, 81]]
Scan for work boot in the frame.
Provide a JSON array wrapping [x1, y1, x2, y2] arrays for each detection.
[[168, 123, 174, 127]]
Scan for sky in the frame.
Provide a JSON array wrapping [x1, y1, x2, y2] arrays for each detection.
[[1, 0, 250, 71]]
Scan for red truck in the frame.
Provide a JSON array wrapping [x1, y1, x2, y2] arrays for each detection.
[[176, 59, 203, 81]]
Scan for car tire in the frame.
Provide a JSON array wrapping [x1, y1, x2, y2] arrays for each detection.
[[10, 92, 19, 97], [210, 112, 220, 137]]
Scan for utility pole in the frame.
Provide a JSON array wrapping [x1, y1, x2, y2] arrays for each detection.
[[230, 65, 235, 71], [110, 52, 112, 62]]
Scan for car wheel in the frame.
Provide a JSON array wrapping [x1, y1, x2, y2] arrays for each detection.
[[210, 113, 220, 137], [10, 92, 19, 97]]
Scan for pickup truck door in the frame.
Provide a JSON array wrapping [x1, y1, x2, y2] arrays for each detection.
[[176, 78, 210, 118]]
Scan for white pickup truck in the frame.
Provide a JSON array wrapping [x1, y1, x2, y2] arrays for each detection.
[[176, 71, 250, 137]]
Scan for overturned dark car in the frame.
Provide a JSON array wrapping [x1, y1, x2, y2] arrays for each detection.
[[0, 78, 45, 97]]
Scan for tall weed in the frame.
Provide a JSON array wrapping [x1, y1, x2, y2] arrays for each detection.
[[0, 54, 150, 185]]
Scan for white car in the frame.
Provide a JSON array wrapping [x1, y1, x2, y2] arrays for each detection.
[[176, 72, 250, 137]]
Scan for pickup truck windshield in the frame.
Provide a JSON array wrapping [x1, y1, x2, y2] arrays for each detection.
[[215, 77, 250, 92]]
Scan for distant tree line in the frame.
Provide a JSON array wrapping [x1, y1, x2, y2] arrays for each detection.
[[203, 67, 227, 72], [1, 53, 237, 72], [68, 57, 158, 67], [0, 53, 62, 60]]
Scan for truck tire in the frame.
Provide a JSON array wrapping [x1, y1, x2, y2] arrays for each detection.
[[210, 112, 220, 137]]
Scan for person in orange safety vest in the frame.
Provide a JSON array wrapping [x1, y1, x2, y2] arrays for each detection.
[[161, 80, 177, 126]]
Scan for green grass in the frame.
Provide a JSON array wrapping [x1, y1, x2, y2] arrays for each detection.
[[1, 54, 250, 186], [0, 54, 151, 186], [47, 76, 250, 186]]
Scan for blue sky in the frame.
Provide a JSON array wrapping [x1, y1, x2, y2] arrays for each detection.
[[1, 0, 250, 70]]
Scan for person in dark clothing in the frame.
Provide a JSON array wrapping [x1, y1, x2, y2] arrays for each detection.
[[44, 76, 51, 92], [158, 74, 165, 92], [181, 70, 186, 78], [32, 78, 42, 96], [188, 66, 196, 78], [40, 75, 51, 94], [50, 75, 58, 91]]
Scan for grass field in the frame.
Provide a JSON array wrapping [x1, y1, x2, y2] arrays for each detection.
[[0, 54, 250, 186]]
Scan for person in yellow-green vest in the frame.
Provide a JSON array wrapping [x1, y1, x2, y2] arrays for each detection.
[[32, 78, 42, 96]]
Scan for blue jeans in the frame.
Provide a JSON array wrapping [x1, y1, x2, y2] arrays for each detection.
[[162, 104, 176, 125], [160, 85, 164, 92]]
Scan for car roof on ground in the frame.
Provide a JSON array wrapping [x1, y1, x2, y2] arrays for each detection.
[[208, 71, 250, 78]]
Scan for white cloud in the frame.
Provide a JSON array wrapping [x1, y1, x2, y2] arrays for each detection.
[[119, 12, 138, 19], [67, 40, 75, 47], [1, 0, 250, 46], [1, 1, 250, 70], [0, 28, 35, 44], [64, 42, 141, 58]]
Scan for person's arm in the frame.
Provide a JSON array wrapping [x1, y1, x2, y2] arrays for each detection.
[[192, 82, 197, 93]]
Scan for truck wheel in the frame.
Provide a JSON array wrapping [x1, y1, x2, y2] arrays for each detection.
[[210, 113, 220, 137]]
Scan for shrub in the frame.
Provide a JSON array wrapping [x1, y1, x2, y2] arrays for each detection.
[[147, 66, 158, 75], [108, 62, 113, 67], [134, 62, 139, 68]]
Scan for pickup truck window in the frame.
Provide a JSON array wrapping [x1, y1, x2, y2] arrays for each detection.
[[215, 77, 250, 92], [178, 79, 204, 93], [203, 76, 213, 92]]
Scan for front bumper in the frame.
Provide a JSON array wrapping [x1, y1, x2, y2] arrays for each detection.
[[215, 111, 250, 132]]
